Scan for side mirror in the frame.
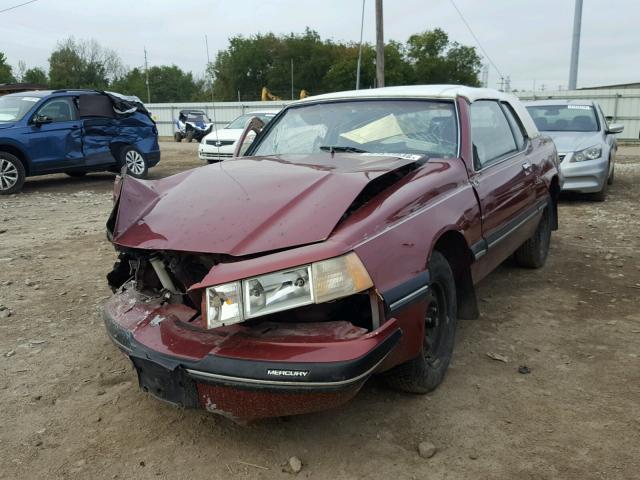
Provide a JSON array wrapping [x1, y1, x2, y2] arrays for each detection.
[[233, 116, 265, 157], [607, 123, 624, 135], [33, 114, 52, 125]]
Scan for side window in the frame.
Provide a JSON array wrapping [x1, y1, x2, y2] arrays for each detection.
[[37, 97, 77, 123], [470, 100, 517, 168], [501, 103, 526, 150]]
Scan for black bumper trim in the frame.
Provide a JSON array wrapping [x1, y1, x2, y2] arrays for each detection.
[[103, 308, 402, 394]]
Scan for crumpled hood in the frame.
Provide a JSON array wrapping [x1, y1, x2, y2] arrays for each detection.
[[544, 131, 602, 153], [111, 154, 420, 256]]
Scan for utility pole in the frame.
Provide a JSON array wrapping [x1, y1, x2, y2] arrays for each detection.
[[355, 0, 366, 90], [205, 34, 214, 103], [291, 58, 294, 100], [375, 0, 384, 88], [144, 47, 150, 103], [568, 0, 583, 90]]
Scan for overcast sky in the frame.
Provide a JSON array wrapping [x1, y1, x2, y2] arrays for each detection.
[[2, 0, 638, 91]]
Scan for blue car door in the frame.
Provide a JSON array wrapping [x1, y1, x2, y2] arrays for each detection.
[[78, 94, 119, 167], [27, 96, 84, 173]]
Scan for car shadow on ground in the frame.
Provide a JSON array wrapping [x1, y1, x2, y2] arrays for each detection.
[[17, 172, 117, 195]]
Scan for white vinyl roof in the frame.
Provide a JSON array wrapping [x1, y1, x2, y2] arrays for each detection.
[[295, 84, 540, 138], [297, 84, 516, 104]]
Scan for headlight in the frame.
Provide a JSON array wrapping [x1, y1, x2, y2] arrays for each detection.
[[204, 252, 373, 329], [573, 145, 601, 162]]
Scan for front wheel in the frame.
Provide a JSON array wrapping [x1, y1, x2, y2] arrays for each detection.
[[120, 146, 148, 179], [514, 203, 552, 268], [174, 132, 183, 143], [383, 251, 458, 394], [0, 152, 26, 195]]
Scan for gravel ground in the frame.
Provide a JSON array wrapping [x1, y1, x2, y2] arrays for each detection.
[[0, 142, 638, 480]]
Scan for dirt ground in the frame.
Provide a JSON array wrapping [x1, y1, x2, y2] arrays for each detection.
[[1, 142, 638, 480]]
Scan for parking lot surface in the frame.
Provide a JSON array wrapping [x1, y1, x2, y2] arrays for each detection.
[[1, 142, 638, 479]]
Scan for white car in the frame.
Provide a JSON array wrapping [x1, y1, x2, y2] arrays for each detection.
[[198, 110, 280, 163]]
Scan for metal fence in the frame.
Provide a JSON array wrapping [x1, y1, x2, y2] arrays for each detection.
[[516, 88, 640, 140], [147, 88, 640, 140], [146, 101, 291, 138]]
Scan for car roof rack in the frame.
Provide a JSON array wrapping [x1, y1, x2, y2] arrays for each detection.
[[51, 88, 100, 94]]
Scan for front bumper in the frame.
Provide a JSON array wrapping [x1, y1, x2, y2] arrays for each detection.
[[198, 144, 234, 162], [103, 288, 401, 421], [559, 152, 608, 193]]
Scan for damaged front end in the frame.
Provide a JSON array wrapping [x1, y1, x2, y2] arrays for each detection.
[[104, 242, 401, 422], [102, 155, 416, 420]]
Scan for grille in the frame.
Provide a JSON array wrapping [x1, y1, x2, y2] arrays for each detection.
[[206, 139, 234, 146]]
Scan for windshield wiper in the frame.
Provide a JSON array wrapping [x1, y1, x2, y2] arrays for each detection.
[[319, 145, 368, 153]]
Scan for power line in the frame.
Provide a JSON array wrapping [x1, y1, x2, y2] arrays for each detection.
[[0, 0, 39, 15], [448, 0, 504, 80]]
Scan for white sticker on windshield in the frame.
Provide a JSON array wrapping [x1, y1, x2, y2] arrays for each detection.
[[567, 105, 591, 110], [361, 153, 424, 161], [21, 97, 40, 102]]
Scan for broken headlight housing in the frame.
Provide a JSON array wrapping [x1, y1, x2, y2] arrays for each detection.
[[572, 145, 601, 162], [205, 252, 373, 329]]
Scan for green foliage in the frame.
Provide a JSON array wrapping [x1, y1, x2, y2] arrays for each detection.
[[0, 52, 16, 84], [407, 28, 482, 86], [5, 27, 482, 102], [212, 27, 481, 100], [23, 67, 48, 85], [48, 38, 124, 89]]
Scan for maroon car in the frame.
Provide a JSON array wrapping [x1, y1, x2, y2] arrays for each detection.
[[103, 85, 561, 422]]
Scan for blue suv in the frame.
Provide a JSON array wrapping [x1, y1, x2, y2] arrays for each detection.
[[0, 89, 160, 194]]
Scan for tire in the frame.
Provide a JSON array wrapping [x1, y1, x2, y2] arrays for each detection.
[[119, 146, 148, 179], [65, 171, 87, 178], [383, 251, 458, 394], [514, 203, 552, 268], [174, 132, 183, 143], [186, 132, 194, 143], [607, 163, 614, 186], [0, 152, 26, 195]]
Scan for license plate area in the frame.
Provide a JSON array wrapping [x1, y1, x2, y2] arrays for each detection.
[[131, 357, 199, 408]]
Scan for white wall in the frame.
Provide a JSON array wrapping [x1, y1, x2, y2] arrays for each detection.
[[147, 89, 640, 140], [146, 101, 291, 137]]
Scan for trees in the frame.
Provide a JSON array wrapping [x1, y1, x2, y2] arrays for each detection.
[[407, 28, 482, 86], [23, 67, 48, 85], [211, 28, 481, 100], [48, 38, 124, 89], [3, 27, 482, 102], [0, 53, 16, 84]]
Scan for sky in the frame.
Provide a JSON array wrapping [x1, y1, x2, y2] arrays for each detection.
[[1, 0, 638, 92]]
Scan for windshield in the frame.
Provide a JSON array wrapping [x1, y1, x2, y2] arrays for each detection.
[[0, 95, 40, 122], [252, 100, 458, 158], [185, 112, 209, 122], [526, 105, 598, 132], [227, 113, 276, 129]]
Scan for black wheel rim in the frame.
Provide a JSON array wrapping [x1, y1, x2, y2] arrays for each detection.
[[423, 283, 449, 366]]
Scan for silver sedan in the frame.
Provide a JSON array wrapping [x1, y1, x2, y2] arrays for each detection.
[[524, 100, 623, 201]]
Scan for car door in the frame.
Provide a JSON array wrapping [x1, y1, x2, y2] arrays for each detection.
[[468, 100, 540, 276], [78, 94, 119, 167], [26, 96, 84, 173]]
